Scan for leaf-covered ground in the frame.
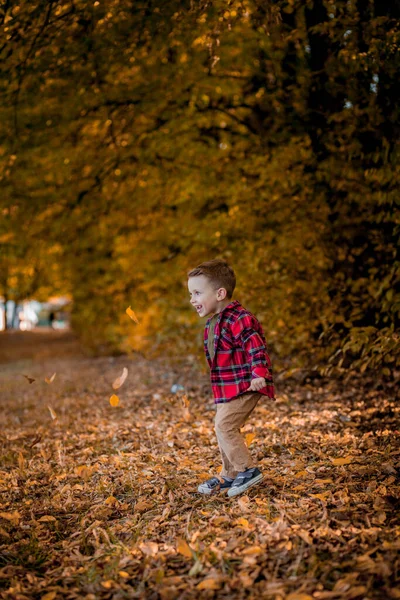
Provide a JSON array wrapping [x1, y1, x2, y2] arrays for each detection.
[[0, 331, 399, 600]]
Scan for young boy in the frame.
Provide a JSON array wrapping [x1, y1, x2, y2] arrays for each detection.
[[187, 259, 275, 497]]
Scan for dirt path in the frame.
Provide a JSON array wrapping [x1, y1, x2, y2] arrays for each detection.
[[0, 331, 398, 599]]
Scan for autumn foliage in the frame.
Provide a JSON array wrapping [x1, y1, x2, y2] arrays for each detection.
[[1, 1, 399, 376]]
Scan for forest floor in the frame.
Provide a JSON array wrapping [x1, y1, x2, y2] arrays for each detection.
[[0, 330, 399, 600]]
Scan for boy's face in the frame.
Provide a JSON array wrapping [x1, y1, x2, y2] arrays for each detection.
[[188, 275, 227, 318]]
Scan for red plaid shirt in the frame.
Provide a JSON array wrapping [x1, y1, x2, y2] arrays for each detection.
[[204, 300, 275, 403]]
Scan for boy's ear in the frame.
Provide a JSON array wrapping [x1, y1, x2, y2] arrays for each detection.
[[217, 287, 227, 300]]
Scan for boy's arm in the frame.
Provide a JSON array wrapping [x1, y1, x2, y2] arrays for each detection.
[[231, 315, 273, 381]]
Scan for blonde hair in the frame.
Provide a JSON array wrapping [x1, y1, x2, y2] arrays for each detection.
[[187, 259, 236, 299]]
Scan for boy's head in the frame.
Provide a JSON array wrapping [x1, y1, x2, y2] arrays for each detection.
[[187, 259, 236, 318]]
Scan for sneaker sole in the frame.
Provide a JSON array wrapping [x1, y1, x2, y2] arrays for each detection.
[[227, 473, 263, 497], [197, 484, 231, 495]]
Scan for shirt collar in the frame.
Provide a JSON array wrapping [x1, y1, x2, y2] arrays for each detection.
[[206, 300, 240, 325]]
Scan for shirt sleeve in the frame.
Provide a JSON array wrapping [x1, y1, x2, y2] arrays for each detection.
[[232, 315, 273, 381]]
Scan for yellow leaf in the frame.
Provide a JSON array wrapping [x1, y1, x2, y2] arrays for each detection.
[[287, 593, 314, 600], [105, 496, 117, 506], [245, 432, 256, 446], [126, 306, 139, 324], [45, 372, 56, 384], [101, 580, 114, 589], [176, 537, 193, 559], [330, 456, 352, 466], [41, 592, 57, 600], [236, 517, 249, 528], [48, 406, 57, 420], [0, 511, 21, 524], [109, 394, 119, 407], [197, 578, 222, 590], [242, 545, 263, 556], [119, 571, 130, 578], [310, 492, 330, 502], [112, 367, 128, 390], [139, 541, 158, 556], [38, 515, 57, 522]]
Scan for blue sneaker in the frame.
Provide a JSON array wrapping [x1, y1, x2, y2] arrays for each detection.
[[227, 468, 263, 497], [198, 476, 233, 495]]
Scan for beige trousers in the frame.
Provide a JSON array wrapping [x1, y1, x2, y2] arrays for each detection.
[[214, 392, 261, 479]]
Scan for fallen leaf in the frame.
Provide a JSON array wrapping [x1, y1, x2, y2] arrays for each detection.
[[45, 372, 56, 384], [287, 593, 314, 600], [112, 367, 128, 390], [0, 527, 10, 537], [23, 375, 35, 384], [105, 496, 118, 506], [236, 517, 250, 528], [238, 495, 251, 512], [139, 541, 158, 556], [135, 500, 153, 512], [126, 306, 139, 324], [48, 406, 57, 420], [41, 592, 57, 600], [196, 578, 222, 590], [242, 545, 264, 555], [330, 456, 352, 466], [109, 394, 119, 407], [101, 580, 114, 589], [38, 515, 57, 522], [119, 571, 130, 578], [297, 529, 313, 544], [0, 511, 21, 524], [176, 537, 193, 559]]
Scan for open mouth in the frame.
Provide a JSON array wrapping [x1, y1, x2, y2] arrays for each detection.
[[195, 306, 203, 313]]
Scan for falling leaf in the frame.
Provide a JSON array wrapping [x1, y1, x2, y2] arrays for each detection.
[[139, 541, 159, 556], [245, 432, 256, 446], [126, 306, 139, 324], [109, 394, 119, 407], [45, 372, 56, 384], [330, 456, 353, 466], [18, 452, 25, 471], [112, 367, 128, 390], [23, 375, 35, 384], [48, 406, 57, 420], [176, 537, 193, 559]]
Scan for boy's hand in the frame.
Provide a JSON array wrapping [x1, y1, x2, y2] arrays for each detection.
[[247, 377, 266, 392]]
